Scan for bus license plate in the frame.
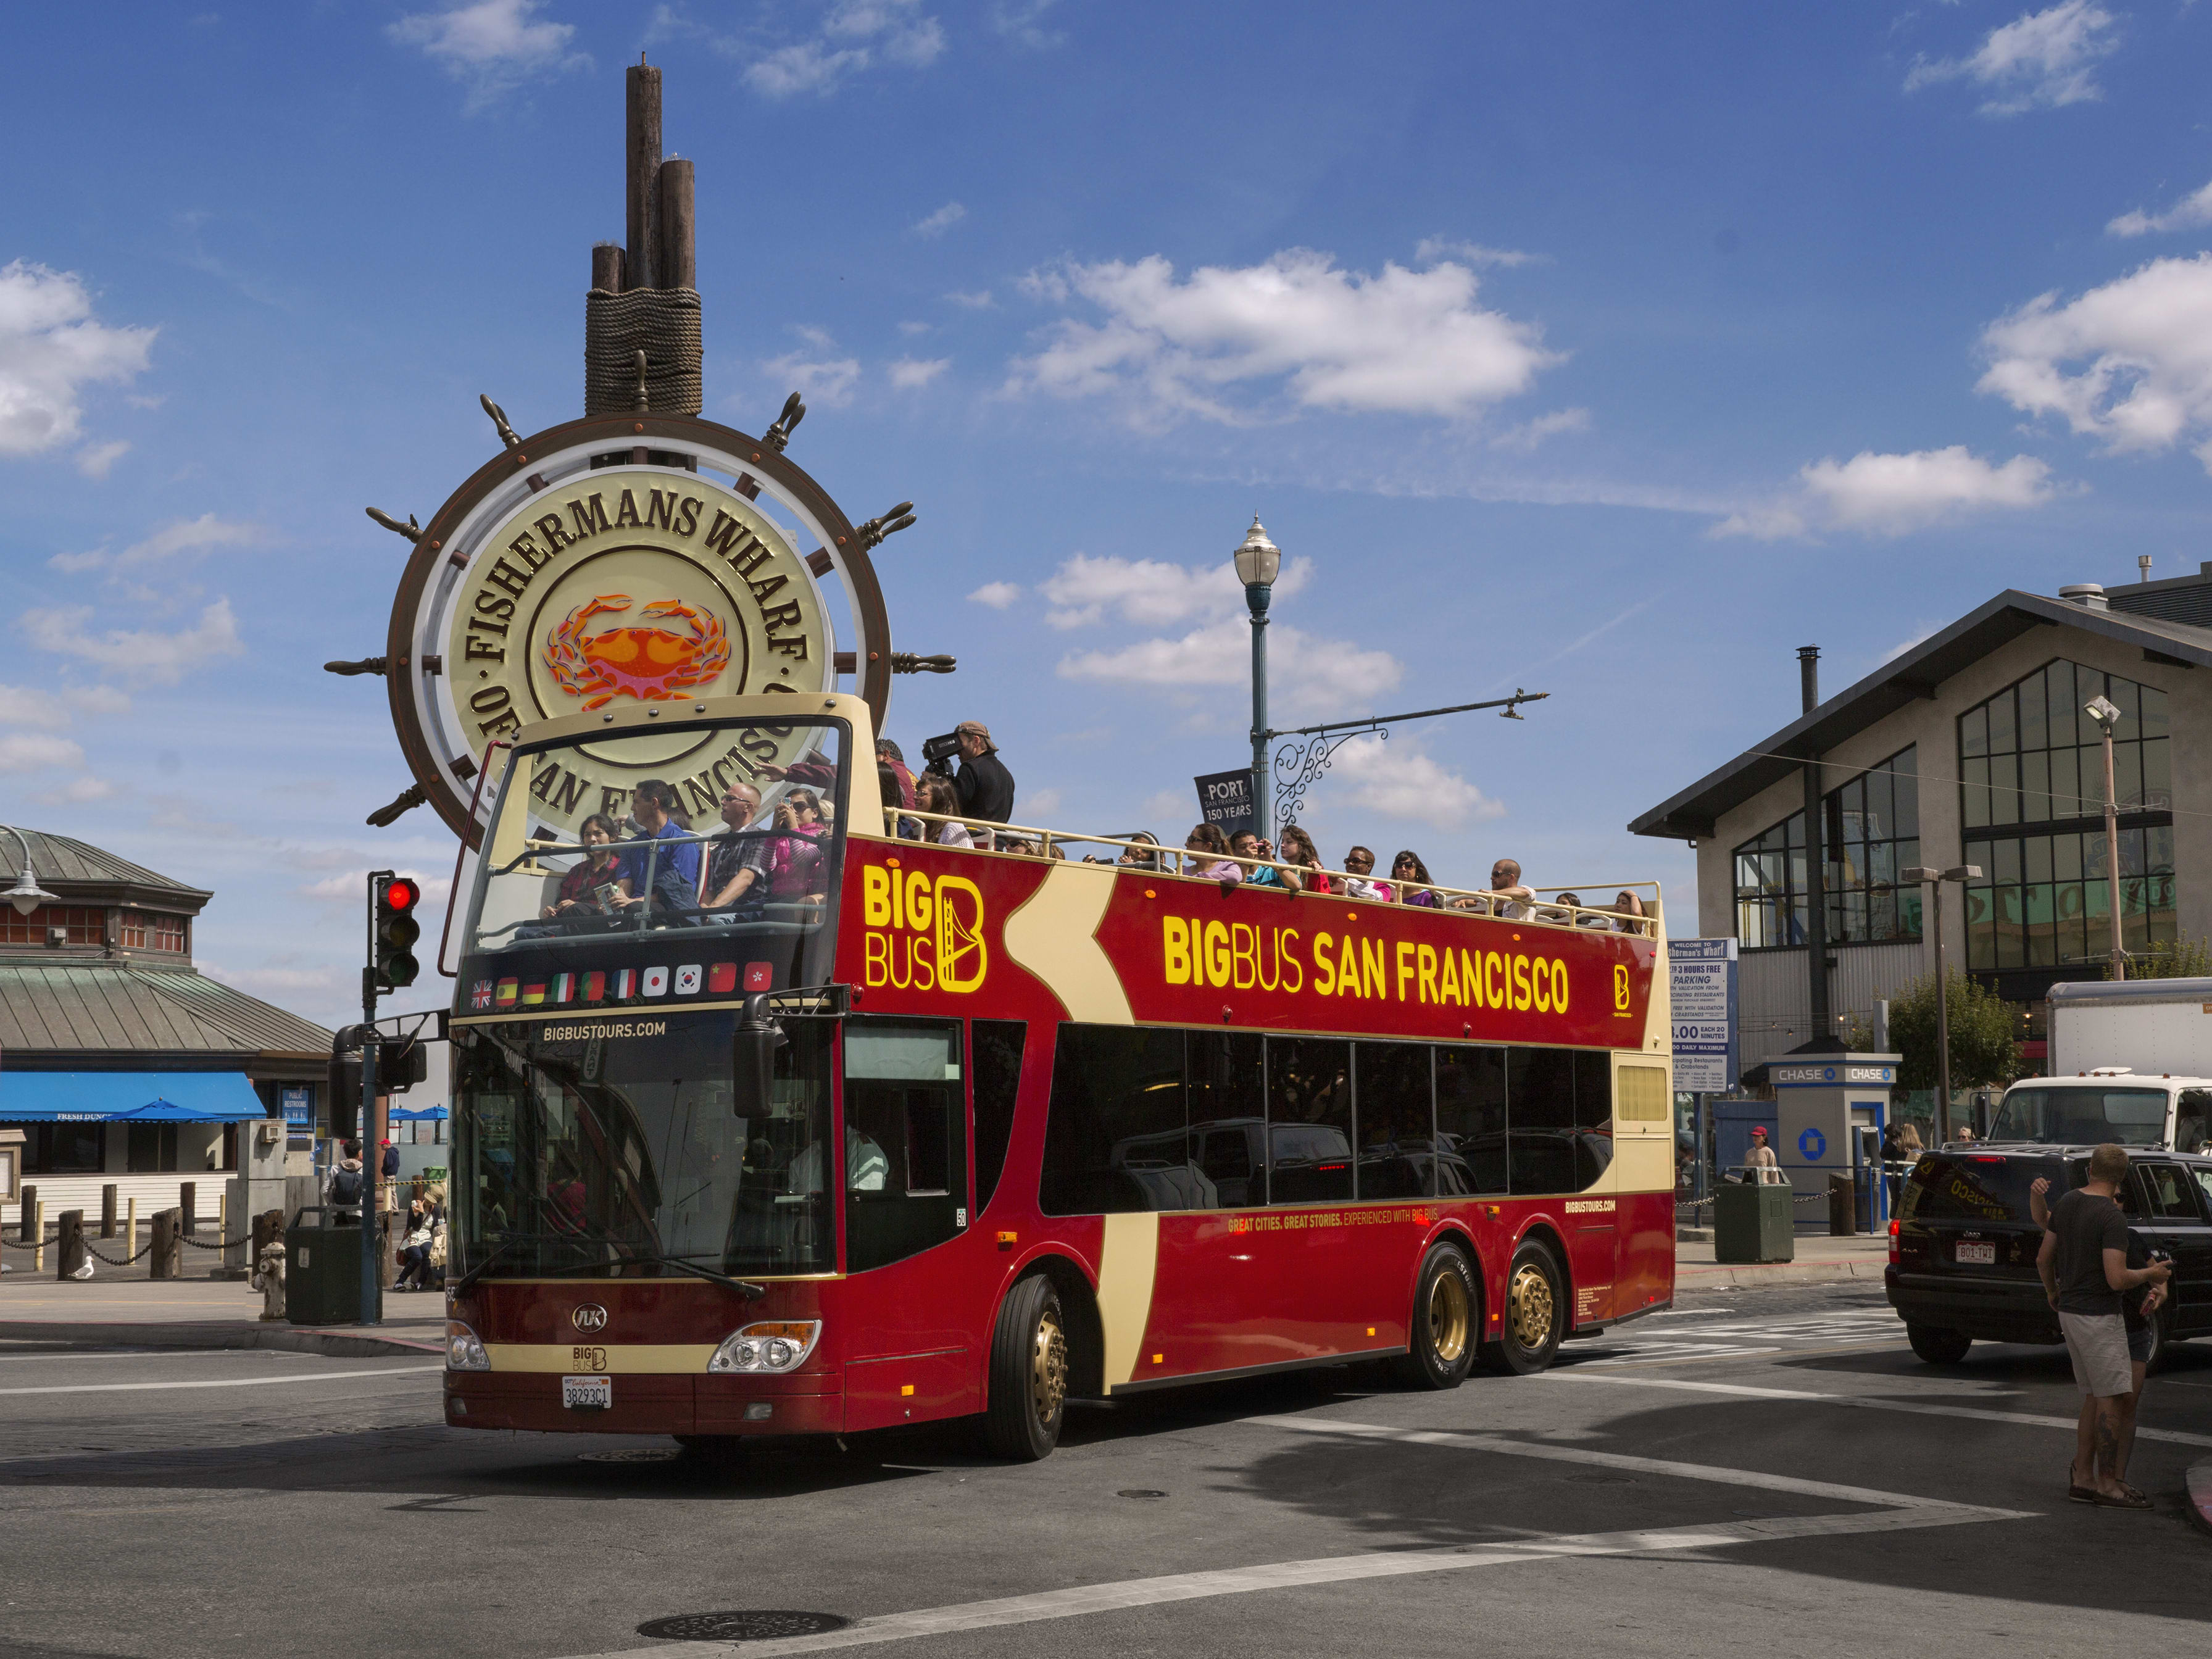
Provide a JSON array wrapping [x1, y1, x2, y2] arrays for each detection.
[[562, 1376, 612, 1410], [1956, 1241, 1995, 1265]]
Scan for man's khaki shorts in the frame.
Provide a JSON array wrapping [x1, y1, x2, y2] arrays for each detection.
[[2059, 1311, 2134, 1398]]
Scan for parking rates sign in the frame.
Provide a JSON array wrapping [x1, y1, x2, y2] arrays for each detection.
[[1668, 938, 1738, 1093]]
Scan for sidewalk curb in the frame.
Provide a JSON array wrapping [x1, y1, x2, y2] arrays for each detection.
[[2187, 1460, 2212, 1538], [0, 1320, 442, 1360], [1677, 1260, 1889, 1291]]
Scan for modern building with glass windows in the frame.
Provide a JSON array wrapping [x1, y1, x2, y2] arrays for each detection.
[[1630, 572, 2212, 1074]]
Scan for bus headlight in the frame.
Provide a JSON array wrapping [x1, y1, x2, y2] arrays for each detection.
[[708, 1321, 821, 1374], [446, 1320, 491, 1371]]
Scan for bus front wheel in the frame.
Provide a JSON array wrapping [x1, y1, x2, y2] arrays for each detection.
[[1391, 1241, 1478, 1390], [1480, 1240, 1564, 1376], [984, 1273, 1069, 1462]]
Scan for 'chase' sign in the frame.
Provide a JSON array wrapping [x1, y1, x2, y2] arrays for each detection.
[[1773, 1063, 1895, 1087]]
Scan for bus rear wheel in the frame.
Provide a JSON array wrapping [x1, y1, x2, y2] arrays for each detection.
[[1479, 1240, 1564, 1376], [984, 1273, 1069, 1462], [1391, 1242, 1478, 1390]]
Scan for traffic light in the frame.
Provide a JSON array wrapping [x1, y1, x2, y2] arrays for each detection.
[[373, 874, 422, 991]]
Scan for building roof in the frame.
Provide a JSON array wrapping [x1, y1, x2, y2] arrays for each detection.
[[0, 962, 333, 1060], [0, 824, 212, 907], [1628, 589, 2212, 842]]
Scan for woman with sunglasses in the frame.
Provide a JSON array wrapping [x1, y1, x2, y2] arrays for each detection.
[[765, 788, 830, 903], [1390, 849, 1442, 908], [1183, 821, 1244, 883]]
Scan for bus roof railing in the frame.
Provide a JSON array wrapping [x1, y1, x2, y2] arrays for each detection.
[[876, 808, 1661, 939]]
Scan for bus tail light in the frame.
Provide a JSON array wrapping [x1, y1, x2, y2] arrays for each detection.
[[709, 1320, 823, 1374], [446, 1320, 490, 1371]]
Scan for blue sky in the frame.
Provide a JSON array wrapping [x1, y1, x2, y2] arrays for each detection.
[[5, 1, 2212, 1031]]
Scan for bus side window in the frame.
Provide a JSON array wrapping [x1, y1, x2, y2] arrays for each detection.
[[1507, 1048, 1578, 1195], [1573, 1050, 1614, 1188], [1353, 1042, 1436, 1200], [842, 1018, 967, 1271], [971, 1020, 1026, 1215], [1041, 1025, 1191, 1215], [1434, 1046, 1507, 1196], [1189, 1031, 1264, 1208], [1266, 1037, 1353, 1205]]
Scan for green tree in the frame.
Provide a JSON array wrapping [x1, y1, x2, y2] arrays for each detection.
[[1884, 968, 2021, 1094], [2108, 937, 2212, 979]]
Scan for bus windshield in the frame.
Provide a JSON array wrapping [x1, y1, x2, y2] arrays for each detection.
[[450, 1010, 835, 1280], [1989, 1086, 2169, 1147], [464, 713, 847, 984]]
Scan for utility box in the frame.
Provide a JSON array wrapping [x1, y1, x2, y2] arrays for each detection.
[[1713, 1183, 1795, 1263], [285, 1207, 360, 1325], [1771, 1051, 1899, 1231]]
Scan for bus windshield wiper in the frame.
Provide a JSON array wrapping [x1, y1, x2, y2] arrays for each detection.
[[451, 1237, 524, 1297], [540, 1251, 765, 1299]]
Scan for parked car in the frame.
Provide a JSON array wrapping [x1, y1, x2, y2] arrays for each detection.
[[1885, 1145, 2212, 1368]]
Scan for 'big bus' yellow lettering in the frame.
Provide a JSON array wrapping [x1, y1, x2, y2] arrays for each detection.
[[862, 865, 988, 993], [1161, 915, 1572, 1015]]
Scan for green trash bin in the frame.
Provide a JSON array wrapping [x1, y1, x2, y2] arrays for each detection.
[[1713, 1183, 1795, 1263], [286, 1206, 362, 1324]]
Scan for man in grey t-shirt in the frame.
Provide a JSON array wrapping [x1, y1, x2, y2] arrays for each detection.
[[2037, 1144, 2170, 1507]]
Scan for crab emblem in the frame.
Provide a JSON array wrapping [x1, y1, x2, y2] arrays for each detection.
[[544, 594, 731, 710]]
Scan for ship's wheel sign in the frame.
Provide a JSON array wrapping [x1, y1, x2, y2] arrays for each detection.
[[370, 411, 904, 848]]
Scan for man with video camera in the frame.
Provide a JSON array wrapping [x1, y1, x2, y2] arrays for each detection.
[[923, 720, 1015, 829]]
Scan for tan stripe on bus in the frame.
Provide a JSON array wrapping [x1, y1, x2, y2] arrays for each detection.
[[1003, 863, 1134, 1025]]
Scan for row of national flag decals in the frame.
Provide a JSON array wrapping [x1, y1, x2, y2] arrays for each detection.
[[469, 960, 774, 1010]]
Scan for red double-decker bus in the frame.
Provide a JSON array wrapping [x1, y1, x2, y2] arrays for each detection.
[[441, 693, 1677, 1458]]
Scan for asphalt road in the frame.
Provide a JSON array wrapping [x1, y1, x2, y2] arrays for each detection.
[[2, 1283, 2206, 1659]]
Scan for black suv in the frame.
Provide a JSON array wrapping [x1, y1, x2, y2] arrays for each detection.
[[1886, 1147, 2212, 1368]]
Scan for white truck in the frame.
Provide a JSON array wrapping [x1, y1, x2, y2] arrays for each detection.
[[1988, 978, 2212, 1152]]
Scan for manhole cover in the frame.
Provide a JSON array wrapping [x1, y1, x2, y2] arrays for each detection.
[[580, 1448, 684, 1464], [1117, 1488, 1168, 1499], [636, 1612, 850, 1642]]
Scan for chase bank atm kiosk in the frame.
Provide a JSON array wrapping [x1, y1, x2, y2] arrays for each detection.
[[1770, 1052, 1900, 1230]]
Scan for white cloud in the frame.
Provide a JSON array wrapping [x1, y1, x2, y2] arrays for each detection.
[[0, 732, 85, 773], [1058, 614, 1400, 717], [76, 439, 128, 478], [299, 871, 452, 904], [888, 356, 949, 389], [1714, 447, 2058, 539], [2108, 180, 2212, 239], [1979, 255, 2212, 468], [1318, 735, 1504, 833], [1905, 1, 2118, 116], [52, 512, 268, 575], [1881, 623, 1944, 664], [945, 289, 996, 309], [0, 683, 130, 728], [0, 260, 155, 457], [898, 320, 933, 336], [41, 776, 117, 805], [762, 350, 861, 407], [1021, 786, 1063, 817], [991, 0, 1062, 48], [742, 0, 945, 98], [201, 962, 342, 996], [913, 201, 967, 237], [23, 596, 246, 683], [1039, 550, 1313, 630], [388, 0, 588, 111], [968, 581, 1022, 609], [1007, 248, 1560, 424], [1492, 407, 1590, 452], [1414, 237, 1540, 268]]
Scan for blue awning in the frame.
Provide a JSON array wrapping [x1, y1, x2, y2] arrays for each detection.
[[389, 1104, 449, 1121], [0, 1071, 268, 1123]]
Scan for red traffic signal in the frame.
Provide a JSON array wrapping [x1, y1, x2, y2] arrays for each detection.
[[373, 873, 423, 992], [383, 876, 420, 913]]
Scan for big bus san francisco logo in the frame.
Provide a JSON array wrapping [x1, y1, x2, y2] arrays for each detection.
[[859, 862, 988, 993]]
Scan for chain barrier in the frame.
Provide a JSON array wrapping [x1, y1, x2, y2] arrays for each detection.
[[178, 1232, 251, 1250], [0, 1231, 57, 1253], [84, 1239, 159, 1268]]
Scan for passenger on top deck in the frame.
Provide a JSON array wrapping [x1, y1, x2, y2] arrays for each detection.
[[1341, 846, 1391, 901], [952, 721, 1016, 825], [1451, 858, 1534, 919], [613, 780, 701, 917], [703, 780, 770, 911], [1277, 825, 1332, 894], [1182, 823, 1243, 883], [1116, 831, 1162, 872], [1611, 891, 1649, 933], [918, 774, 974, 848], [1232, 831, 1285, 887], [541, 813, 631, 920]]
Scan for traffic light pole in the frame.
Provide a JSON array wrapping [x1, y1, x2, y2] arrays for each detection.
[[358, 970, 381, 1328]]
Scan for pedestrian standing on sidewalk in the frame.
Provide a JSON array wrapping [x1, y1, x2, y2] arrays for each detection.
[[1743, 1126, 1782, 1184], [2037, 1145, 2170, 1508]]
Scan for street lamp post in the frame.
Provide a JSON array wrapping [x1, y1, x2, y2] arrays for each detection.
[[2085, 693, 2126, 980], [1905, 864, 1982, 1144], [1, 826, 59, 918], [1233, 517, 1282, 842]]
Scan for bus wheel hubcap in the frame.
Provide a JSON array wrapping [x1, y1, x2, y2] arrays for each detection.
[[1508, 1264, 1553, 1350], [1427, 1269, 1471, 1363], [1032, 1309, 1068, 1422]]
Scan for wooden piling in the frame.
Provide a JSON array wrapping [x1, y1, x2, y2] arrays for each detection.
[[625, 62, 662, 291], [591, 240, 625, 293], [657, 158, 694, 290]]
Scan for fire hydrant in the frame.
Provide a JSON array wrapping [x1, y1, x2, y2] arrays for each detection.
[[250, 1239, 286, 1322]]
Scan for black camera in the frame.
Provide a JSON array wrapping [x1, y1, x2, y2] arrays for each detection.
[[921, 731, 962, 778]]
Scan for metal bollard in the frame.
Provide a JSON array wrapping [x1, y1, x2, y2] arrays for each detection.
[[19, 1185, 35, 1242], [57, 1210, 87, 1280], [151, 1209, 178, 1279], [101, 1184, 117, 1239], [34, 1199, 47, 1273], [181, 1181, 197, 1239], [125, 1197, 138, 1266]]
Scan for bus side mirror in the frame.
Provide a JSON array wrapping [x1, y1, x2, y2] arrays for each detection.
[[734, 994, 786, 1112]]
